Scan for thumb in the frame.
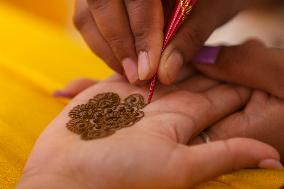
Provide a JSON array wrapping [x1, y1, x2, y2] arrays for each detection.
[[193, 39, 284, 99], [175, 138, 282, 188]]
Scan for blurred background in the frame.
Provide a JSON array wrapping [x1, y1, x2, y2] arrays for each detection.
[[0, 1, 111, 188], [0, 0, 112, 85], [0, 1, 283, 188], [4, 0, 73, 27]]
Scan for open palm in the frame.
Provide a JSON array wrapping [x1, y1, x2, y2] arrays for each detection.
[[17, 75, 280, 189]]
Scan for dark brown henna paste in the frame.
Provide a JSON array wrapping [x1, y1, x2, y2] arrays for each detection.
[[66, 92, 147, 140]]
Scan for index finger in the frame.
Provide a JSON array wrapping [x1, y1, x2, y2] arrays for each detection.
[[124, 0, 164, 81], [87, 0, 139, 83]]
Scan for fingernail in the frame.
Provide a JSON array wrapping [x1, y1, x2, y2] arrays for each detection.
[[122, 58, 139, 84], [193, 46, 221, 64], [163, 50, 184, 84], [138, 51, 150, 80], [258, 159, 284, 170], [53, 90, 73, 98]]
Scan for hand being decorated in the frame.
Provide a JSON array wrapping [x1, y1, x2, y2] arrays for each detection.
[[17, 75, 282, 189]]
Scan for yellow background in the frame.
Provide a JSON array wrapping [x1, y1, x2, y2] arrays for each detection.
[[0, 1, 283, 189], [0, 1, 111, 188]]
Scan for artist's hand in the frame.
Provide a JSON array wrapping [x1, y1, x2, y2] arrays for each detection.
[[73, 0, 166, 84], [17, 75, 282, 189], [74, 0, 271, 84], [193, 39, 284, 99], [189, 39, 284, 162]]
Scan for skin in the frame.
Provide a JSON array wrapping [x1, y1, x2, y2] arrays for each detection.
[[73, 0, 273, 84], [194, 40, 284, 99], [55, 40, 284, 162], [17, 75, 281, 189], [189, 39, 284, 161], [190, 89, 284, 162]]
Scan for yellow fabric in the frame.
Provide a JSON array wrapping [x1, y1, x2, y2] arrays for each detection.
[[0, 2, 283, 189], [0, 2, 111, 188], [0, 0, 72, 26]]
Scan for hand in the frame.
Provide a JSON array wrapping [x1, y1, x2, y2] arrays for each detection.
[[74, 0, 270, 84], [191, 89, 284, 163], [193, 39, 284, 99], [17, 75, 281, 189], [190, 39, 284, 162]]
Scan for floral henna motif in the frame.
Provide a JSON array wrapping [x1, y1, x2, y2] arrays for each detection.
[[66, 92, 147, 140]]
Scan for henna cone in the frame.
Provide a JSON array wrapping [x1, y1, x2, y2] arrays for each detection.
[[147, 0, 198, 104]]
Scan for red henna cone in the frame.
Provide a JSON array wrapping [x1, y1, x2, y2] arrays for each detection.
[[147, 0, 198, 104]]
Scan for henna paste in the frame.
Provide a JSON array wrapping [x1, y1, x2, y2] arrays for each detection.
[[66, 92, 146, 140]]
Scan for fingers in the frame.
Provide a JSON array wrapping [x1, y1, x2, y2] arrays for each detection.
[[175, 138, 282, 188], [190, 90, 271, 145], [74, 0, 123, 73], [170, 64, 196, 84], [76, 0, 165, 84], [54, 78, 98, 98], [193, 39, 284, 99], [144, 75, 220, 105], [191, 90, 284, 161], [176, 75, 219, 93], [147, 84, 251, 143], [124, 0, 164, 81], [86, 0, 139, 83], [158, 0, 252, 85], [53, 74, 127, 99]]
